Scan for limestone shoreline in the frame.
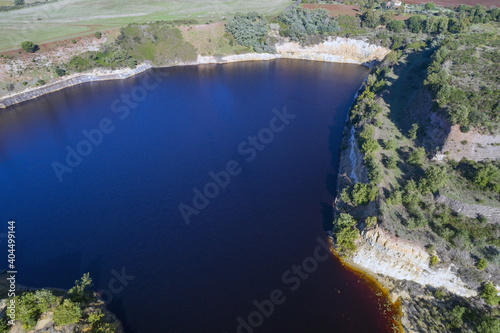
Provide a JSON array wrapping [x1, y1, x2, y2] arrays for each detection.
[[0, 37, 390, 109]]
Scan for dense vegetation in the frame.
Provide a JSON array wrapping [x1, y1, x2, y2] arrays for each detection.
[[328, 4, 500, 329], [66, 22, 198, 72], [277, 7, 340, 42], [2, 273, 118, 332], [225, 12, 276, 53], [425, 33, 500, 133]]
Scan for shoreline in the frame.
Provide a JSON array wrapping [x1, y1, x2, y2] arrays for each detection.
[[0, 37, 390, 109], [0, 56, 367, 110], [327, 237, 404, 332]]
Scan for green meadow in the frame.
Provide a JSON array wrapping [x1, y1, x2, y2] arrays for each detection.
[[0, 0, 292, 51]]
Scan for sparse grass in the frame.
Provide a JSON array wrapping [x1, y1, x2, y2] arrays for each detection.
[[180, 22, 250, 56], [0, 0, 292, 51]]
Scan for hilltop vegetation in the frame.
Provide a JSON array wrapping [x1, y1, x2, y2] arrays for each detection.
[[425, 32, 500, 133], [0, 273, 120, 332]]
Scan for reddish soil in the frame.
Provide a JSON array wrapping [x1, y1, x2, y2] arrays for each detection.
[[302, 4, 362, 17], [404, 0, 499, 7]]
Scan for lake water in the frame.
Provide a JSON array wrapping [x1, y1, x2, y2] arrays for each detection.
[[0, 59, 398, 332]]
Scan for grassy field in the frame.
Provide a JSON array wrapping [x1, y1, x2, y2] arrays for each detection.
[[0, 0, 292, 51]]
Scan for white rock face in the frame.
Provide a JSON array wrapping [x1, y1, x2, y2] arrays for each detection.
[[197, 37, 390, 66], [352, 226, 477, 297]]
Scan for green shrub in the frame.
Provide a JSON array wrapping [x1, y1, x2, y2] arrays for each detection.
[[53, 299, 82, 326], [386, 190, 402, 206], [94, 31, 102, 39], [420, 165, 448, 193], [6, 83, 14, 91], [55, 68, 66, 77], [16, 292, 40, 330], [351, 183, 378, 205], [278, 7, 339, 42], [447, 306, 465, 329], [480, 282, 500, 306], [35, 289, 58, 313], [365, 216, 377, 228], [69, 273, 94, 304], [477, 258, 488, 270], [430, 255, 439, 266], [0, 318, 8, 333], [408, 147, 426, 167], [477, 315, 500, 333], [434, 288, 445, 299], [387, 20, 405, 33], [226, 12, 274, 52], [21, 41, 37, 53], [385, 155, 397, 169], [333, 213, 359, 254], [37, 79, 46, 86], [384, 138, 396, 150], [408, 123, 419, 140]]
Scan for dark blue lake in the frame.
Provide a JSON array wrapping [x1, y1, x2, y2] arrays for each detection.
[[0, 59, 397, 332]]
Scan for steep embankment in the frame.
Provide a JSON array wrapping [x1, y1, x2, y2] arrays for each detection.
[[334, 124, 476, 298], [0, 37, 389, 109]]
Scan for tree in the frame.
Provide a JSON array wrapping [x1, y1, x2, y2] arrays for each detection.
[[53, 299, 82, 326], [425, 16, 439, 33], [336, 226, 359, 253], [421, 165, 448, 193], [480, 282, 500, 306], [407, 16, 423, 33], [55, 68, 66, 77], [381, 10, 395, 25], [333, 213, 359, 254], [34, 289, 58, 313], [408, 147, 426, 167], [361, 10, 381, 28], [448, 104, 469, 125], [16, 292, 40, 330], [477, 315, 500, 333], [424, 2, 436, 10], [477, 258, 488, 270], [226, 12, 274, 52], [14, 0, 24, 5], [351, 183, 378, 205], [365, 216, 377, 228], [387, 20, 405, 32], [437, 17, 449, 34], [94, 31, 102, 39], [385, 155, 397, 169], [408, 123, 419, 140], [447, 306, 465, 329], [333, 213, 357, 231], [21, 41, 37, 53], [68, 273, 94, 304]]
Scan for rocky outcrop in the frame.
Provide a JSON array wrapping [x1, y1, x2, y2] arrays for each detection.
[[436, 194, 500, 224], [0, 64, 153, 109], [350, 226, 476, 298], [198, 37, 390, 67]]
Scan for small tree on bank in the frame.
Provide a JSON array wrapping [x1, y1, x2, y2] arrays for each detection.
[[21, 41, 37, 53]]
